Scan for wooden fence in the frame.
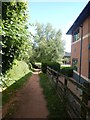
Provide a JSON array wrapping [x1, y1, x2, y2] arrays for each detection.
[[47, 66, 90, 119]]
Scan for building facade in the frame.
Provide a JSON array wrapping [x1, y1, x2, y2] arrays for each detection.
[[67, 1, 90, 83], [63, 52, 71, 64]]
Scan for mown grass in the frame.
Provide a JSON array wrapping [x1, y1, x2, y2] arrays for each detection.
[[2, 72, 32, 106], [39, 73, 70, 119], [61, 64, 71, 69]]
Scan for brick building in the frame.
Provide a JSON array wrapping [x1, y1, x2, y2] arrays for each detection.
[[66, 1, 90, 83], [63, 52, 71, 64]]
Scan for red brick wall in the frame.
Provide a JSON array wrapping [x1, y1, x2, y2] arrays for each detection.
[[88, 16, 90, 61], [71, 41, 80, 72], [88, 16, 90, 33], [82, 37, 88, 78], [71, 17, 90, 80], [83, 17, 89, 36], [88, 36, 90, 60]]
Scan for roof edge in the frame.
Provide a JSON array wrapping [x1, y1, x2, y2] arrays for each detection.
[[66, 1, 90, 35]]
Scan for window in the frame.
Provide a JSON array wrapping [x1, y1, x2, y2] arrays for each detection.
[[73, 29, 80, 42], [72, 58, 78, 71]]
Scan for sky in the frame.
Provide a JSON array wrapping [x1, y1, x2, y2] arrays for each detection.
[[28, 1, 89, 52]]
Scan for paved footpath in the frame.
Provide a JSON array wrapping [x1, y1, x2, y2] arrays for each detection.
[[12, 72, 49, 118]]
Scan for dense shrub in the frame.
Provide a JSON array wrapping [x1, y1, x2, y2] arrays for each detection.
[[60, 67, 73, 77], [31, 62, 40, 69], [35, 62, 41, 68], [48, 62, 60, 72], [35, 63, 41, 69], [28, 63, 33, 70], [41, 62, 60, 73], [2, 2, 29, 74], [41, 62, 47, 73]]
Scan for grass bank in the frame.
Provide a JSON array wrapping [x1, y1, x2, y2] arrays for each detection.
[[1, 60, 30, 89], [2, 59, 32, 105], [39, 73, 70, 119], [2, 72, 32, 106]]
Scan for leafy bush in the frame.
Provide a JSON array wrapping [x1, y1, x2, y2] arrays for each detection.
[[31, 62, 40, 69], [41, 62, 47, 73], [48, 62, 60, 72], [28, 63, 33, 70], [2, 2, 30, 74], [60, 67, 73, 77], [35, 62, 41, 68], [41, 62, 60, 73]]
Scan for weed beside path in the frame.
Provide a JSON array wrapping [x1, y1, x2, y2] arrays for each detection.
[[39, 73, 70, 119], [2, 72, 32, 118], [2, 72, 32, 106]]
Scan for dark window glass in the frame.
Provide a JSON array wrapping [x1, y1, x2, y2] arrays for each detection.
[[73, 29, 80, 42]]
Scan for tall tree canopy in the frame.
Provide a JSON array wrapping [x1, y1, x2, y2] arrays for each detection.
[[32, 22, 65, 63], [1, 1, 32, 74]]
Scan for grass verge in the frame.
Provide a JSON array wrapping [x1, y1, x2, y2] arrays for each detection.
[[2, 72, 32, 106], [2, 60, 30, 88], [39, 73, 70, 119]]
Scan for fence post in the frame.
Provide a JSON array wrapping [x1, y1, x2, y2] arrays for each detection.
[[64, 78, 67, 95], [56, 75, 59, 89], [64, 78, 68, 112], [81, 82, 89, 118]]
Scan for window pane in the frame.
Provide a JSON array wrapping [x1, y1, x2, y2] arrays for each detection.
[[73, 29, 79, 42]]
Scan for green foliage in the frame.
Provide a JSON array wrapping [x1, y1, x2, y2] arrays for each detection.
[[1, 60, 30, 89], [60, 67, 73, 77], [48, 62, 60, 72], [28, 62, 32, 70], [32, 22, 65, 63], [39, 73, 70, 118], [41, 62, 60, 73], [31, 62, 40, 69], [41, 62, 47, 73], [35, 62, 41, 68], [1, 1, 32, 74], [2, 72, 32, 106]]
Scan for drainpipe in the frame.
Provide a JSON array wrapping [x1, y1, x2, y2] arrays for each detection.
[[79, 24, 83, 83]]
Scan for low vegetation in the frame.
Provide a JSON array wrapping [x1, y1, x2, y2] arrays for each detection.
[[41, 62, 73, 77], [2, 60, 32, 105], [1, 60, 31, 89], [2, 72, 32, 106], [41, 62, 60, 73], [60, 67, 73, 77], [39, 73, 70, 119]]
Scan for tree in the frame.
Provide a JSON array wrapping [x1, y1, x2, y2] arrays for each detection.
[[32, 22, 65, 63], [1, 1, 32, 74]]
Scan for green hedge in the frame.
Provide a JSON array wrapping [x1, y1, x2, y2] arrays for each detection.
[[41, 62, 60, 73], [42, 62, 73, 77], [41, 62, 47, 73], [60, 67, 73, 77]]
